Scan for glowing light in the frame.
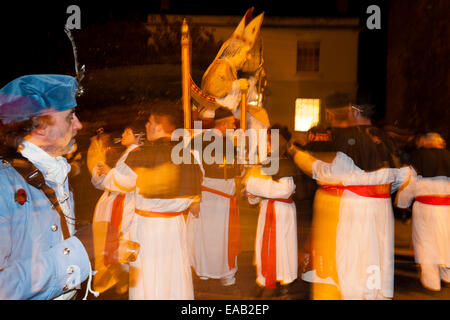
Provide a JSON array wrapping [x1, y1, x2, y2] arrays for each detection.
[[295, 98, 320, 132]]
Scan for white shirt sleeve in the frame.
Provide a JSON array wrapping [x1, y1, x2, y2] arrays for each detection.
[[246, 176, 295, 199]]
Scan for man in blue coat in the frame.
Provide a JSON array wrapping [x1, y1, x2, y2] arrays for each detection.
[[0, 74, 107, 299]]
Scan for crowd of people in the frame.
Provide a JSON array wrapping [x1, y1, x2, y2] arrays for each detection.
[[0, 9, 448, 301], [0, 73, 448, 301]]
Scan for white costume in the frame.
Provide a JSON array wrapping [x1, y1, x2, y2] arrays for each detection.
[[246, 174, 298, 287], [92, 141, 194, 300], [396, 169, 450, 290], [187, 129, 241, 285], [92, 144, 140, 236], [305, 151, 410, 299], [129, 197, 194, 300], [112, 141, 196, 300], [187, 177, 238, 282]]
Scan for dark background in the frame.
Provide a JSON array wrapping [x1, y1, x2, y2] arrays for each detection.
[[0, 0, 448, 140]]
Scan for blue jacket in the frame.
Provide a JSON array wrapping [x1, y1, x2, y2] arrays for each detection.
[[0, 160, 91, 299]]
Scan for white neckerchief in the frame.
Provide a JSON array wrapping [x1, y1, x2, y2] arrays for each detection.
[[20, 140, 71, 186], [20, 140, 73, 231]]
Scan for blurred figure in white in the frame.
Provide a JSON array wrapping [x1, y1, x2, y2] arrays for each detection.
[[244, 125, 299, 297], [396, 132, 450, 291], [187, 107, 243, 287], [288, 91, 410, 300], [121, 105, 202, 300], [91, 121, 144, 294]]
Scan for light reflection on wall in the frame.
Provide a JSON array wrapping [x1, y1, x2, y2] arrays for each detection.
[[295, 98, 320, 132]]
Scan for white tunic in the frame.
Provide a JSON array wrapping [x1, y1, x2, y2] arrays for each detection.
[[107, 155, 195, 300], [246, 175, 298, 287], [92, 144, 139, 237], [312, 151, 411, 300], [129, 196, 194, 300], [396, 169, 450, 267], [186, 177, 238, 279]]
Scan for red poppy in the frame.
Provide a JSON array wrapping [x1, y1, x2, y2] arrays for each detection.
[[15, 188, 27, 205]]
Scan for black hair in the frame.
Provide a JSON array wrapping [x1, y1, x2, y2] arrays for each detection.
[[150, 100, 184, 132]]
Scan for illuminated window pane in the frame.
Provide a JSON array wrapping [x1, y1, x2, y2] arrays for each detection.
[[295, 98, 320, 132]]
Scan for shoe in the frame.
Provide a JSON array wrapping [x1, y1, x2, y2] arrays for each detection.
[[280, 285, 289, 296], [254, 285, 265, 298], [272, 285, 290, 299]]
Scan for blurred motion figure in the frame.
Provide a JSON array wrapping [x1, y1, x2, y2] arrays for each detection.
[[91, 121, 144, 294], [288, 91, 410, 300], [396, 132, 450, 291], [244, 125, 299, 296], [113, 104, 203, 299]]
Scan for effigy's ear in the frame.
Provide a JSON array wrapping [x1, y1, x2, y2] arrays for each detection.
[[231, 7, 254, 40], [243, 12, 264, 48], [212, 8, 255, 61]]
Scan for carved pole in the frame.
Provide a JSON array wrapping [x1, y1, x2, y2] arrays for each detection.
[[181, 19, 191, 130]]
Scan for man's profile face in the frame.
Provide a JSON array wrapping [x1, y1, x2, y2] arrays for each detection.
[[42, 108, 82, 156], [145, 115, 161, 141], [121, 128, 136, 147]]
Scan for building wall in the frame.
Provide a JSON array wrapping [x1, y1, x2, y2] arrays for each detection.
[[261, 27, 359, 133]]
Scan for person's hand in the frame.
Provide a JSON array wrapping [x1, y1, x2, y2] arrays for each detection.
[[247, 193, 258, 200], [96, 162, 111, 176], [189, 202, 200, 218], [238, 78, 249, 92], [104, 233, 140, 266], [117, 238, 140, 264]]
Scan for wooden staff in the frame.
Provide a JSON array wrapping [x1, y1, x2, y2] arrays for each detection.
[[239, 90, 247, 166], [240, 91, 247, 131], [181, 19, 191, 130]]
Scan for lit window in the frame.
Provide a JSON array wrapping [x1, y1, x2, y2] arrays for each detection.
[[295, 98, 320, 132], [297, 41, 320, 72]]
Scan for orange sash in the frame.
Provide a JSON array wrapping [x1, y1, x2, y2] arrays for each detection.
[[201, 185, 241, 270], [105, 193, 125, 266], [261, 197, 293, 289], [320, 184, 391, 198], [416, 195, 450, 206], [135, 208, 186, 218]]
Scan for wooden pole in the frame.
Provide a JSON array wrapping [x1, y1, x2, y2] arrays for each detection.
[[240, 91, 247, 131], [239, 90, 248, 167], [181, 19, 191, 130]]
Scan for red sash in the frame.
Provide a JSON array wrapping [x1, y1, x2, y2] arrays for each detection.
[[319, 184, 391, 198], [201, 185, 241, 270], [416, 195, 450, 206], [261, 197, 293, 289], [105, 193, 125, 266]]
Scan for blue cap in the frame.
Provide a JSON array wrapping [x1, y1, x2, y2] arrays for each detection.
[[0, 74, 78, 124]]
